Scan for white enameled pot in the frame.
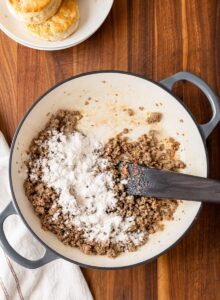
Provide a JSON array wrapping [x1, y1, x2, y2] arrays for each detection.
[[1, 71, 220, 269]]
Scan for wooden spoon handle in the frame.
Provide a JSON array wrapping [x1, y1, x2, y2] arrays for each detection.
[[126, 165, 220, 203]]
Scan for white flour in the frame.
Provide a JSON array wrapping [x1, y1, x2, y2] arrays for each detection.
[[30, 130, 144, 245]]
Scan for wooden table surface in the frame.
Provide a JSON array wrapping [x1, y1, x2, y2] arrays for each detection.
[[1, 0, 220, 299]]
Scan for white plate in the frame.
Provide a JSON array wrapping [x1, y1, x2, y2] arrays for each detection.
[[0, 0, 114, 51]]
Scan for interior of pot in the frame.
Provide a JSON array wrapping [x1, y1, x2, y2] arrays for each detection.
[[10, 72, 207, 268]]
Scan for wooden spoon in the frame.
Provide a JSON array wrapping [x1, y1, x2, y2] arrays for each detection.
[[121, 163, 220, 203]]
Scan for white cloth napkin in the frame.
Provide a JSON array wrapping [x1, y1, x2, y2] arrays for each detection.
[[0, 132, 93, 300]]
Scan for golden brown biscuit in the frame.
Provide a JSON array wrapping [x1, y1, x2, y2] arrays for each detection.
[[27, 0, 80, 41], [7, 0, 62, 23], [7, 0, 62, 24]]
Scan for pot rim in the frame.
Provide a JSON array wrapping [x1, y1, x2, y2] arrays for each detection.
[[9, 70, 207, 269]]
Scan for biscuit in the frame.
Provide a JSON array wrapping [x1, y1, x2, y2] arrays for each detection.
[[26, 0, 80, 41], [7, 0, 62, 24]]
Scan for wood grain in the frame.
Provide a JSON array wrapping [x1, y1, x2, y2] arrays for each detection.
[[0, 0, 220, 299]]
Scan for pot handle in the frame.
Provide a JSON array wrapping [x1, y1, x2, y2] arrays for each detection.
[[0, 202, 58, 269], [160, 71, 220, 140]]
